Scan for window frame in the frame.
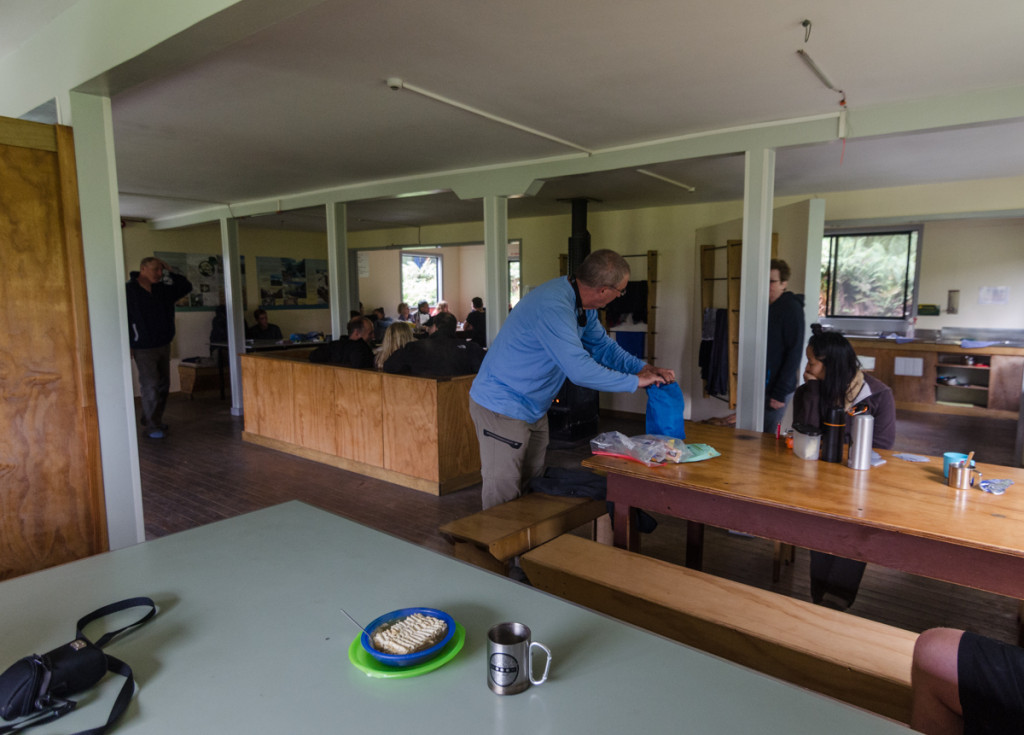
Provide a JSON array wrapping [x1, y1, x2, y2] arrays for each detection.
[[400, 251, 443, 307], [819, 225, 923, 334]]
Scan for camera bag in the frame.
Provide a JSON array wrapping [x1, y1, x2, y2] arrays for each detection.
[[0, 597, 156, 734]]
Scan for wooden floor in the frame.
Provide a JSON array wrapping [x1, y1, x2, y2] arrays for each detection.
[[140, 392, 1022, 644]]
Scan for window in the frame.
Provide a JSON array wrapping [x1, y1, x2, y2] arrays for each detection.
[[820, 227, 921, 327], [401, 252, 442, 307], [508, 259, 521, 308]]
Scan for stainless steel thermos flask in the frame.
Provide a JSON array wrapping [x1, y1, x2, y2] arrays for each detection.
[[822, 406, 846, 463], [847, 411, 874, 470]]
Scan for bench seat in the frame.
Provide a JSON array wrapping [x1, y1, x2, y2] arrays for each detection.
[[521, 534, 917, 723], [439, 494, 607, 574]]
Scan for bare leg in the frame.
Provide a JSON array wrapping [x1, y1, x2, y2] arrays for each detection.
[[910, 628, 965, 735]]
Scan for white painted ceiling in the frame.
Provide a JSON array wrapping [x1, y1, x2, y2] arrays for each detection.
[[7, 0, 1024, 232]]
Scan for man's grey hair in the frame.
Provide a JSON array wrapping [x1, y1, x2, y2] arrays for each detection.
[[576, 249, 630, 289]]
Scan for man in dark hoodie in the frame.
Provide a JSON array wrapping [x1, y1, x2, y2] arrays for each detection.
[[764, 258, 805, 434], [126, 257, 193, 439], [383, 311, 484, 377]]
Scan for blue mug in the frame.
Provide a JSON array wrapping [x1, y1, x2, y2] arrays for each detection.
[[942, 452, 974, 478]]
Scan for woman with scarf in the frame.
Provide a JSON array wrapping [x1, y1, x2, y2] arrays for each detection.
[[792, 325, 896, 609], [792, 325, 896, 450]]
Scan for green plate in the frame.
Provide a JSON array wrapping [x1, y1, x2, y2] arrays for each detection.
[[348, 622, 466, 678]]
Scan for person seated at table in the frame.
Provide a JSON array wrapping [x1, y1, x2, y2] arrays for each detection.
[[374, 320, 415, 369], [435, 300, 450, 315], [246, 308, 283, 341], [371, 307, 393, 342], [464, 296, 486, 347], [308, 316, 375, 369], [397, 302, 414, 323], [413, 300, 432, 327], [792, 325, 897, 609], [910, 627, 1024, 734], [792, 325, 896, 449], [383, 312, 484, 377]]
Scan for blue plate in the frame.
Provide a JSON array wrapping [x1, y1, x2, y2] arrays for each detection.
[[350, 623, 465, 678], [360, 607, 455, 667]]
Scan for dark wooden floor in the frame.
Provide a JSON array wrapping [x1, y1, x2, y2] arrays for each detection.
[[140, 392, 1021, 644]]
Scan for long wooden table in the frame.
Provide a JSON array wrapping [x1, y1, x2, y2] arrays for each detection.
[[584, 422, 1024, 600], [0, 502, 908, 734]]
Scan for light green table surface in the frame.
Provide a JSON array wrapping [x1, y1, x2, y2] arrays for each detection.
[[0, 502, 909, 733]]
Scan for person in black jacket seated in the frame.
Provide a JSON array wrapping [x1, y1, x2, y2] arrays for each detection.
[[246, 308, 283, 341], [792, 325, 897, 610], [308, 315, 375, 369], [383, 312, 484, 377]]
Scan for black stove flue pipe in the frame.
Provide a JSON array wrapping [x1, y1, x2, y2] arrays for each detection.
[[549, 197, 600, 442]]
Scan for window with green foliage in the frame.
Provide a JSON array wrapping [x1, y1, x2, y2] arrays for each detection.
[[508, 258, 521, 308], [401, 253, 442, 307], [820, 228, 921, 322]]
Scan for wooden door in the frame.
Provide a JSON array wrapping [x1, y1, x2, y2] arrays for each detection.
[[0, 116, 107, 579]]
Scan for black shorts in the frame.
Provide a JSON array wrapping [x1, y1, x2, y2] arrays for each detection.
[[958, 630, 1024, 735]]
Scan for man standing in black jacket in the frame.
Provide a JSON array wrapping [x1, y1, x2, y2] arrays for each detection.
[[764, 259, 805, 434], [126, 257, 193, 439]]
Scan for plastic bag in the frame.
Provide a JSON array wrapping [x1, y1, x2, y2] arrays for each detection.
[[590, 431, 692, 467]]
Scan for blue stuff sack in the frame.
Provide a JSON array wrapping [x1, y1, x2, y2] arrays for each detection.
[[645, 382, 685, 440]]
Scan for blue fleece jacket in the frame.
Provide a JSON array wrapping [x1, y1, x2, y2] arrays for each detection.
[[470, 276, 644, 422]]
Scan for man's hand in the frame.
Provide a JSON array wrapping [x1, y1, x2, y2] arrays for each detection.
[[769, 398, 786, 410], [637, 364, 675, 387]]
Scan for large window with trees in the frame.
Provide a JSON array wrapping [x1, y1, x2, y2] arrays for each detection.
[[401, 252, 442, 307], [820, 227, 921, 328]]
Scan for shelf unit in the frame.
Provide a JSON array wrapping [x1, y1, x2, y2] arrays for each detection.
[[559, 250, 657, 362], [936, 355, 991, 408], [699, 235, 777, 409]]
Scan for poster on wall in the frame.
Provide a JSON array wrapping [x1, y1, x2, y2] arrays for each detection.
[[156, 252, 246, 310], [257, 257, 329, 307]]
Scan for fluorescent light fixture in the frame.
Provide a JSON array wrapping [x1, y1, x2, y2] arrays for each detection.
[[636, 168, 695, 192], [386, 77, 592, 155], [796, 49, 840, 92]]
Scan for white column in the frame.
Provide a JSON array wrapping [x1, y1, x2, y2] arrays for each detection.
[[483, 194, 509, 344], [326, 202, 350, 337], [220, 217, 245, 416], [735, 148, 776, 432], [68, 91, 145, 549]]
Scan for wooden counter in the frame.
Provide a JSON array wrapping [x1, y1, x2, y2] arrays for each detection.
[[240, 352, 479, 495], [849, 338, 1024, 419]]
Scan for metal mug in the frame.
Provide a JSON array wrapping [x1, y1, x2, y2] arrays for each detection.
[[948, 463, 982, 490], [487, 622, 552, 695]]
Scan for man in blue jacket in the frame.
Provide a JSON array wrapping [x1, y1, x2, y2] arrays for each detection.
[[126, 257, 193, 439], [470, 249, 674, 509]]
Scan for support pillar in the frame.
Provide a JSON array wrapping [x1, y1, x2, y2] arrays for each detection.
[[326, 202, 350, 338], [483, 194, 509, 344], [68, 90, 144, 549], [736, 148, 776, 432]]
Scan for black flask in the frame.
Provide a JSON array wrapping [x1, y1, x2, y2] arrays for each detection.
[[821, 406, 846, 463]]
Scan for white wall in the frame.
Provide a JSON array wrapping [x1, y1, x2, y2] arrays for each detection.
[[915, 218, 1024, 331]]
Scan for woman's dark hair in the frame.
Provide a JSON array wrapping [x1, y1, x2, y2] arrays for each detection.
[[807, 325, 861, 418]]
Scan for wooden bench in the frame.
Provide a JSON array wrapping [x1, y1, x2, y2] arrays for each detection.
[[521, 534, 918, 723], [439, 494, 607, 575]]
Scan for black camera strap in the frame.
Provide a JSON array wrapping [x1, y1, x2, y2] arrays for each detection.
[[0, 597, 155, 735]]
